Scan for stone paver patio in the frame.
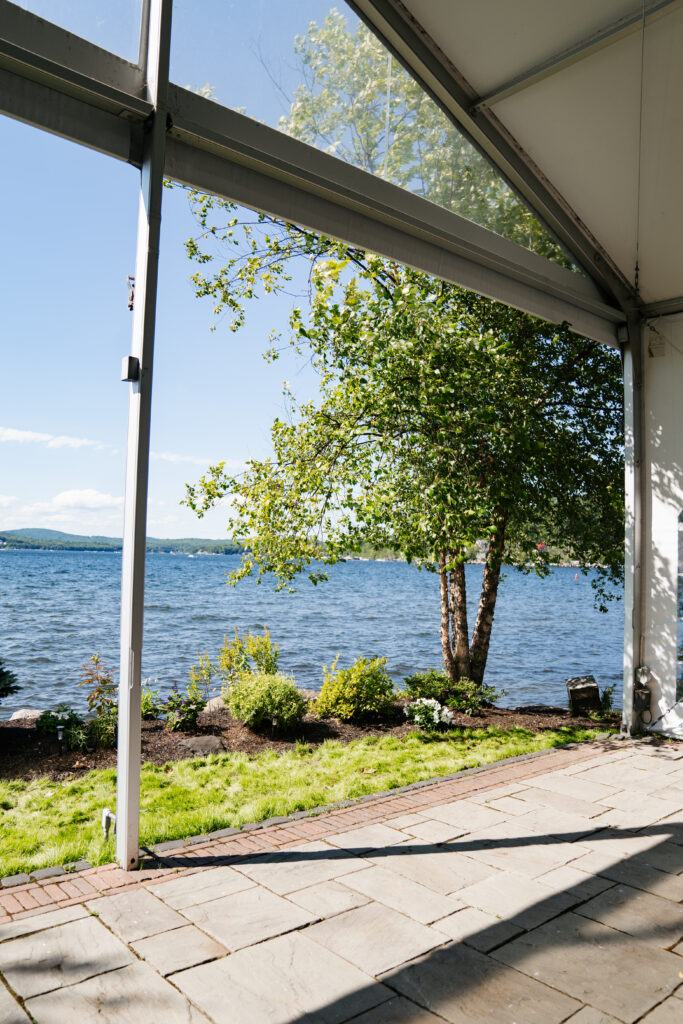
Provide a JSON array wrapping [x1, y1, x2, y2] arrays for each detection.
[[2, 737, 683, 1022]]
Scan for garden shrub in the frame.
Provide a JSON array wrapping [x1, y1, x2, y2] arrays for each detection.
[[405, 697, 455, 730], [403, 669, 453, 703], [141, 681, 163, 720], [225, 673, 307, 731], [449, 679, 501, 716], [190, 627, 280, 690], [0, 659, 20, 703], [36, 705, 88, 751], [165, 680, 207, 732], [79, 654, 118, 747], [313, 656, 395, 722]]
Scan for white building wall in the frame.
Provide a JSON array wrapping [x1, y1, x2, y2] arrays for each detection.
[[642, 313, 683, 736]]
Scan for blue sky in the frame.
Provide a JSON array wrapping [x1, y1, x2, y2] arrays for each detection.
[[1, 0, 352, 538]]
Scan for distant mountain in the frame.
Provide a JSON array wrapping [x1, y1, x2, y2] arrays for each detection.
[[0, 529, 241, 554]]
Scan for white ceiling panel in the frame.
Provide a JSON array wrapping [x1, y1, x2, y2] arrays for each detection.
[[388, 0, 683, 305]]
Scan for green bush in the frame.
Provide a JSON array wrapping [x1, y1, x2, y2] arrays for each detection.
[[36, 705, 88, 751], [88, 707, 117, 749], [448, 679, 501, 716], [141, 682, 163, 720], [189, 627, 280, 690], [164, 679, 207, 732], [313, 656, 395, 722], [0, 659, 20, 703], [403, 669, 453, 703], [225, 673, 307, 731]]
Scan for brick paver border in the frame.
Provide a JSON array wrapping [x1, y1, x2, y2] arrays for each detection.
[[0, 735, 647, 926]]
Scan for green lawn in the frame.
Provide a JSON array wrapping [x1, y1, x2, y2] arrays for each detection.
[[0, 725, 611, 876]]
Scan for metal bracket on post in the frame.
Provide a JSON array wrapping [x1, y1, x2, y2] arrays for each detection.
[[115, 0, 172, 871]]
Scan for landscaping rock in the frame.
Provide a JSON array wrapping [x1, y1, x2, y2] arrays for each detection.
[[178, 734, 226, 756], [204, 696, 225, 713], [565, 676, 601, 715], [9, 708, 42, 722]]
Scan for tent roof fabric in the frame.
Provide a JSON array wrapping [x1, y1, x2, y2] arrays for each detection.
[[357, 0, 683, 312]]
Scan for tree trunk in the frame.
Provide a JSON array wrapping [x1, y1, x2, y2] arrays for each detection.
[[449, 558, 471, 680], [439, 549, 457, 681], [469, 517, 507, 687]]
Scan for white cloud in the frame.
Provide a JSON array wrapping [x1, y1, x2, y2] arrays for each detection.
[[52, 489, 124, 510], [0, 425, 241, 469], [0, 495, 16, 508], [0, 426, 112, 451]]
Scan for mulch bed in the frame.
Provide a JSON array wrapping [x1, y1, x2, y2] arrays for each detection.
[[0, 700, 616, 783]]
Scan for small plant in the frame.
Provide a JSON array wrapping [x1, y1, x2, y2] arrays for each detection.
[[405, 697, 455, 731], [313, 656, 395, 722], [599, 685, 616, 713], [78, 654, 118, 748], [80, 654, 116, 718], [164, 679, 207, 732], [190, 627, 280, 692], [141, 680, 163, 720], [225, 672, 308, 731], [448, 679, 502, 716], [403, 669, 453, 703], [0, 658, 20, 703], [36, 705, 88, 751]]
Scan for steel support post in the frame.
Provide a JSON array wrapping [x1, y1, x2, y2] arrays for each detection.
[[622, 315, 645, 734], [116, 0, 171, 870]]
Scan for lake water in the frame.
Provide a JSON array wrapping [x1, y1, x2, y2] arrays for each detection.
[[0, 549, 624, 719]]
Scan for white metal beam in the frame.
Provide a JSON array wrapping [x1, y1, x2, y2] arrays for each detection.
[[0, 0, 625, 344], [166, 88, 623, 346], [115, 0, 171, 871]]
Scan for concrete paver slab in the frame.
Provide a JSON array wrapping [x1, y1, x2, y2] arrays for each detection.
[[456, 870, 576, 929], [385, 814, 430, 831], [564, 1008, 622, 1023], [347, 996, 445, 1022], [26, 961, 211, 1024], [0, 904, 87, 943], [479, 796, 531, 816], [383, 941, 581, 1024], [574, 852, 683, 901], [326, 824, 408, 852], [577, 884, 683, 949], [640, 996, 683, 1022], [0, 984, 29, 1024], [341, 866, 464, 925], [434, 906, 523, 952], [400, 819, 468, 843], [427, 799, 507, 831], [132, 923, 226, 975], [455, 821, 589, 878], [368, 842, 499, 895], [507, 786, 608, 819], [231, 840, 369, 894], [288, 880, 370, 918], [493, 911, 682, 1022], [173, 931, 392, 1024], [511, 807, 599, 840], [148, 865, 255, 909], [181, 884, 316, 950], [86, 888, 185, 943], [525, 774, 619, 803], [307, 902, 447, 977], [536, 864, 614, 901], [0, 916, 133, 998]]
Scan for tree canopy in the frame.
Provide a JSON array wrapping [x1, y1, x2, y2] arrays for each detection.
[[182, 10, 624, 686]]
